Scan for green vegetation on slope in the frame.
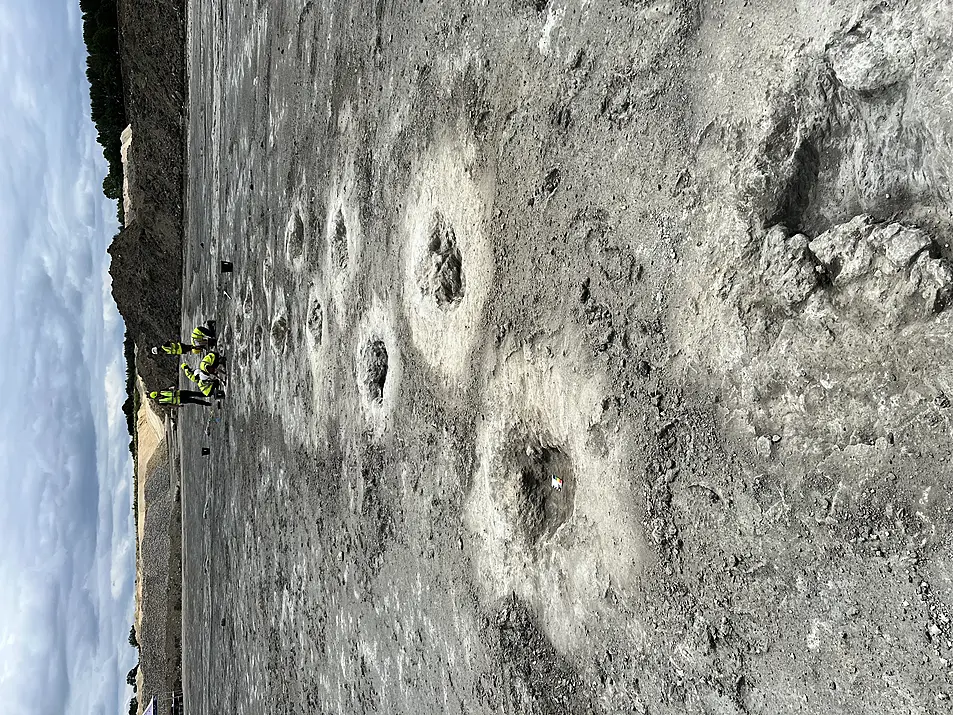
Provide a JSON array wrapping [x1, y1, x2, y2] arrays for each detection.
[[121, 332, 140, 541], [121, 332, 137, 453], [80, 0, 126, 205]]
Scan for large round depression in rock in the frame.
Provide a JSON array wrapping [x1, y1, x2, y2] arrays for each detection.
[[491, 426, 576, 546]]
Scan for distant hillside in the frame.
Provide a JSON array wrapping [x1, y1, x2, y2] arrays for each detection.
[[108, 0, 187, 394], [80, 0, 126, 207]]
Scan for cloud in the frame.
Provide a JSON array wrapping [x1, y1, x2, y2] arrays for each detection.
[[0, 1, 137, 714]]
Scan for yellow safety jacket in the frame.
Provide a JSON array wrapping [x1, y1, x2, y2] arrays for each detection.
[[192, 326, 215, 344], [181, 364, 216, 397], [200, 352, 219, 374], [161, 341, 199, 355], [155, 389, 180, 405]]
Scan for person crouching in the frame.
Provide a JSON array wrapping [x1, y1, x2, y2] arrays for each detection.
[[180, 362, 222, 399]]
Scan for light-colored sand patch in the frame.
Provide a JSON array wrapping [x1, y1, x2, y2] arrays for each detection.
[[284, 201, 308, 269], [400, 139, 493, 386], [132, 378, 169, 712], [464, 334, 647, 652], [324, 109, 364, 326], [538, 3, 565, 56], [134, 378, 166, 635]]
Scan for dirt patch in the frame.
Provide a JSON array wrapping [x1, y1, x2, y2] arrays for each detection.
[[330, 208, 348, 271], [418, 211, 465, 309], [361, 339, 388, 405], [493, 427, 575, 547], [287, 208, 306, 262], [484, 594, 594, 715], [307, 297, 324, 343], [271, 314, 290, 352], [253, 325, 264, 359], [181, 0, 953, 712]]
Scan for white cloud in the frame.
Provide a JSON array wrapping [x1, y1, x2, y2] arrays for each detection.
[[0, 1, 138, 714]]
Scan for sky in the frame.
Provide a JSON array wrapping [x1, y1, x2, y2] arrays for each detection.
[[0, 1, 137, 714]]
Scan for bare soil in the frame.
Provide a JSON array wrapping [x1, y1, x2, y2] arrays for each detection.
[[176, 1, 953, 713]]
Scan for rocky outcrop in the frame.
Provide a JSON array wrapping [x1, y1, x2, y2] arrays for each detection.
[[109, 0, 187, 392], [758, 216, 953, 323], [809, 215, 953, 322], [826, 5, 917, 93], [758, 224, 823, 309]]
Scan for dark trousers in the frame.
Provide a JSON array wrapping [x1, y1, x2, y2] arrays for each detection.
[[180, 390, 211, 406]]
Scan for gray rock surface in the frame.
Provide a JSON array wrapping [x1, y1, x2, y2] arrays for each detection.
[[173, 1, 953, 713], [807, 215, 953, 322]]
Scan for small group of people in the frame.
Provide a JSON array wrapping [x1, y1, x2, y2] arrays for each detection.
[[148, 322, 226, 408]]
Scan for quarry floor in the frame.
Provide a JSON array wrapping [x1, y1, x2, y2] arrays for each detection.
[[180, 1, 953, 713]]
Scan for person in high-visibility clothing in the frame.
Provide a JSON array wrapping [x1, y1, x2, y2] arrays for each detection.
[[152, 341, 202, 356], [180, 363, 220, 398], [191, 323, 217, 348], [199, 351, 225, 381], [149, 388, 211, 407]]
